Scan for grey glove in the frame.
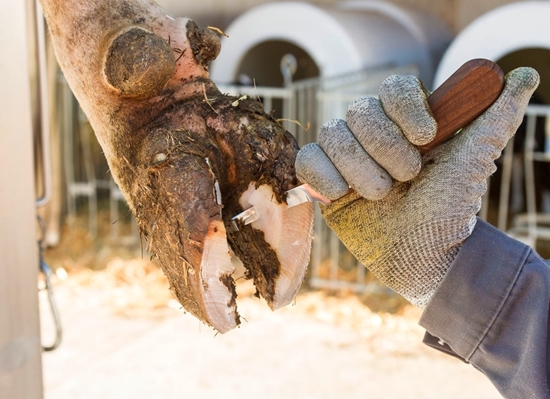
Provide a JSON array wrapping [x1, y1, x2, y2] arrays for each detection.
[[296, 67, 539, 308]]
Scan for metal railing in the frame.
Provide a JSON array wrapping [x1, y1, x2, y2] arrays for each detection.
[[220, 63, 419, 293], [60, 62, 420, 293], [60, 72, 138, 244], [490, 104, 550, 247]]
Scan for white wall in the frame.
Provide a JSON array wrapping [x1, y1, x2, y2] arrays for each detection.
[[156, 0, 527, 34], [210, 1, 451, 86], [435, 1, 550, 92]]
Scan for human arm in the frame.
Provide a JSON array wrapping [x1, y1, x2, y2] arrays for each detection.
[[295, 67, 544, 397], [422, 219, 550, 398]]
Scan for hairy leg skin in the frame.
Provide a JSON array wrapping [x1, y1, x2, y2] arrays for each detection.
[[40, 0, 313, 333]]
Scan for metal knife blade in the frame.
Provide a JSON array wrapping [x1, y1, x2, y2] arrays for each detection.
[[230, 184, 330, 231]]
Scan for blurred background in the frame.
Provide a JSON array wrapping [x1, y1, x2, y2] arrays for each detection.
[[3, 0, 550, 398]]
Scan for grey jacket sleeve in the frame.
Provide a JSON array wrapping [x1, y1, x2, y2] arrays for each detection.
[[419, 218, 550, 399]]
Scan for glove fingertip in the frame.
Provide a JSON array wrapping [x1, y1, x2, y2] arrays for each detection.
[[459, 66, 540, 152], [505, 67, 540, 97], [296, 143, 349, 200], [379, 75, 437, 146]]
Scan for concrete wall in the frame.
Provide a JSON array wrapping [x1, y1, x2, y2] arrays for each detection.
[[157, 0, 529, 34]]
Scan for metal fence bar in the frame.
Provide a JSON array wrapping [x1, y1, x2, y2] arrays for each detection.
[[492, 104, 550, 247], [61, 74, 99, 237], [525, 112, 540, 243], [497, 139, 515, 231]]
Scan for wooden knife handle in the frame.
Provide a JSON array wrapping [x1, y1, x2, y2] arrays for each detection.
[[327, 59, 505, 202], [418, 58, 504, 154]]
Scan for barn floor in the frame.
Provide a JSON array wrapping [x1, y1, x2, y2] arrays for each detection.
[[39, 259, 502, 399]]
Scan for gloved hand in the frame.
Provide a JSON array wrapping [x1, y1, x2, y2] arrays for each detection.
[[296, 67, 539, 308]]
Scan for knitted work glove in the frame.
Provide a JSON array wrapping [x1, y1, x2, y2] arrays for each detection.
[[296, 67, 539, 308]]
